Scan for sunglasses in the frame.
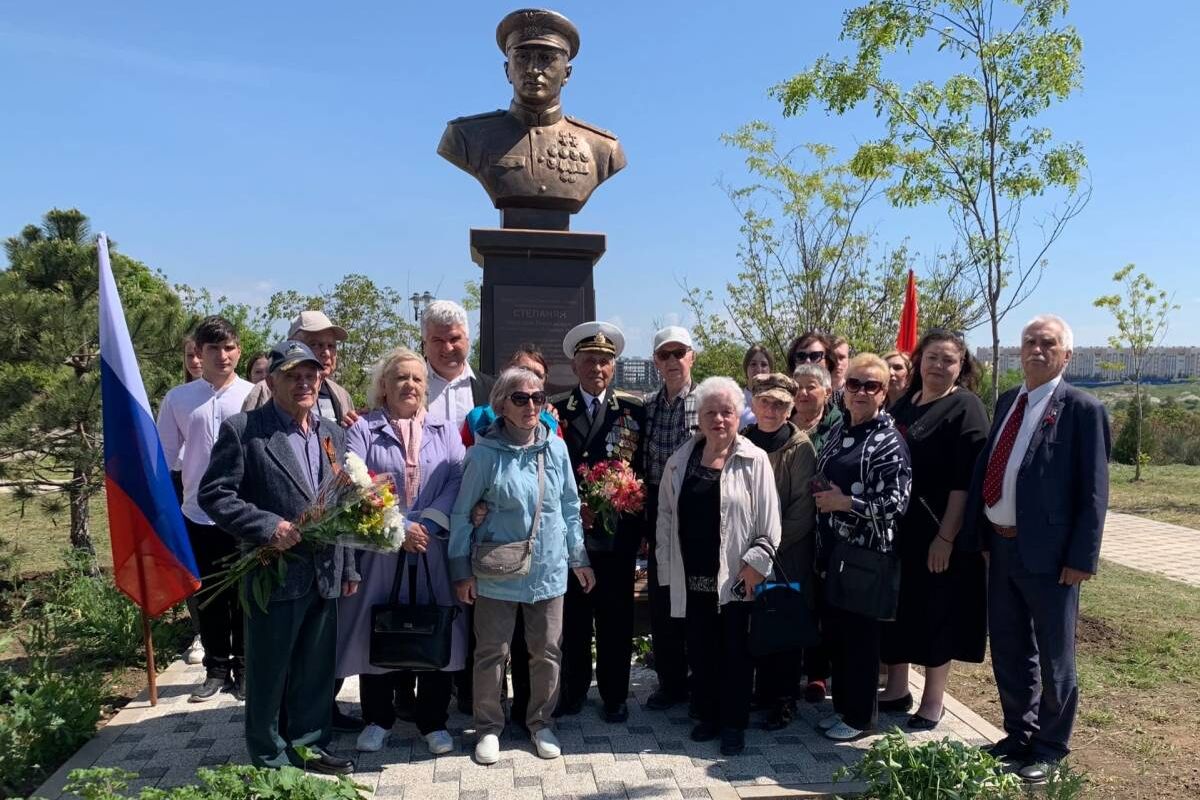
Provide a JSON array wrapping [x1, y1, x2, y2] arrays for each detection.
[[508, 391, 547, 407], [844, 378, 885, 395], [795, 350, 826, 363], [654, 347, 689, 361]]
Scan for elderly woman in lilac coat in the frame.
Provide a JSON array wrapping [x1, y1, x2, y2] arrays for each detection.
[[335, 347, 466, 756]]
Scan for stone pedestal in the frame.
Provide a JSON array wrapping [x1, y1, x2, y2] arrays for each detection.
[[471, 227, 605, 393]]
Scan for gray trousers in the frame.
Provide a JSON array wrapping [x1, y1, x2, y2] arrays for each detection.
[[473, 594, 564, 736]]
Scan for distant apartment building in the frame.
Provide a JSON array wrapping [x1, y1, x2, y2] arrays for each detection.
[[976, 346, 1200, 382], [615, 357, 661, 392]]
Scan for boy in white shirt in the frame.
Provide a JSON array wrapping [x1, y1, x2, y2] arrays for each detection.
[[157, 316, 254, 702]]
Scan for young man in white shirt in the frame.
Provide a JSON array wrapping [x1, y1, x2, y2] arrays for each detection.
[[157, 316, 254, 702]]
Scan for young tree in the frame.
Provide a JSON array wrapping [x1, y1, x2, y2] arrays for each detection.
[[1094, 264, 1178, 480], [263, 274, 420, 404], [685, 121, 985, 363], [772, 0, 1089, 406], [0, 209, 190, 555]]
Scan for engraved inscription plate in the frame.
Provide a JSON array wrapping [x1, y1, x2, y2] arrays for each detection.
[[492, 284, 584, 390]]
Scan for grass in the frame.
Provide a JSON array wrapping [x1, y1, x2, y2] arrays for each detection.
[[950, 559, 1200, 800], [0, 492, 111, 576], [1108, 463, 1200, 530]]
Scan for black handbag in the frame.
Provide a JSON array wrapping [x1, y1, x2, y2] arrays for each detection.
[[823, 535, 902, 622], [369, 553, 460, 671], [747, 541, 820, 658]]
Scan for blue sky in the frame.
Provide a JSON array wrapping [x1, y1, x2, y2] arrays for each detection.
[[1, 2, 1196, 356]]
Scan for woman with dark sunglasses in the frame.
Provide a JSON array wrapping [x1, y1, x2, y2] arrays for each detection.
[[448, 366, 593, 766], [811, 354, 912, 741]]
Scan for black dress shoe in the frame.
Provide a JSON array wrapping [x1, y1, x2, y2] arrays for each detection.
[[877, 692, 913, 713], [906, 711, 943, 731], [301, 749, 354, 776], [645, 689, 686, 711], [552, 696, 584, 718], [228, 673, 246, 702], [331, 708, 365, 733], [719, 728, 745, 756], [1017, 761, 1054, 784], [602, 702, 629, 723], [189, 675, 227, 703], [986, 737, 1030, 762], [690, 721, 720, 742]]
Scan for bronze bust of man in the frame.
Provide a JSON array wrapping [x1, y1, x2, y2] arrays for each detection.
[[437, 8, 627, 230]]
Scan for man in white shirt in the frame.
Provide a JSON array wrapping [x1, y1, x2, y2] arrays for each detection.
[[157, 316, 254, 702], [962, 314, 1111, 784], [422, 300, 495, 430]]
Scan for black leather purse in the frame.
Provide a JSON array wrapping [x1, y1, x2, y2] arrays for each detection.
[[747, 541, 820, 658], [369, 553, 460, 671], [824, 534, 902, 622]]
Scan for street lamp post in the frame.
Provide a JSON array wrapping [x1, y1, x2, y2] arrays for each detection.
[[410, 291, 434, 322]]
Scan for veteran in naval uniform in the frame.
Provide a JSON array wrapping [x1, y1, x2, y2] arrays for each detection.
[[549, 322, 645, 723], [437, 9, 626, 222]]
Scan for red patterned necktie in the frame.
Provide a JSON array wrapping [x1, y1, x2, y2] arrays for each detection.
[[982, 392, 1029, 508]]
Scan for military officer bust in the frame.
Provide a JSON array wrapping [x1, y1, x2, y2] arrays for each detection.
[[437, 8, 627, 229]]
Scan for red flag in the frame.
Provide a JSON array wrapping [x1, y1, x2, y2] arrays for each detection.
[[896, 270, 919, 354]]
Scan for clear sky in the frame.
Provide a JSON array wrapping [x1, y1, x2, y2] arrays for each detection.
[[1, 1, 1196, 356]]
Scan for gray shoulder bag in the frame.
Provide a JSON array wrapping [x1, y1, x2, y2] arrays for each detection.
[[470, 451, 545, 578]]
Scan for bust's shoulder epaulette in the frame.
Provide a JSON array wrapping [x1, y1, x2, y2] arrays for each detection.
[[565, 115, 617, 140], [447, 109, 507, 125], [613, 390, 644, 407]]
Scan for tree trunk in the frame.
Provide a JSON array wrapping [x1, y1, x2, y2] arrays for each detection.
[[69, 465, 95, 557], [1133, 371, 1143, 482], [990, 312, 1001, 412]]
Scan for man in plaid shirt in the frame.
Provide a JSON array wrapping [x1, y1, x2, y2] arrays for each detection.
[[641, 326, 700, 711]]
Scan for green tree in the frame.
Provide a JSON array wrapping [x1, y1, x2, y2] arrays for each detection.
[[773, 0, 1089, 406], [1094, 264, 1178, 480], [0, 209, 190, 555], [685, 122, 985, 364], [263, 274, 420, 404]]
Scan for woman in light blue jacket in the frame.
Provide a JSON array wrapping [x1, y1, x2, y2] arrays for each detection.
[[449, 366, 594, 767]]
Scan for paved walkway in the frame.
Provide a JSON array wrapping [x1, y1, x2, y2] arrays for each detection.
[[34, 663, 1000, 800], [1101, 512, 1200, 586]]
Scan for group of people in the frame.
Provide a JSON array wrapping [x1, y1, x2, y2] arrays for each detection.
[[156, 300, 1109, 786]]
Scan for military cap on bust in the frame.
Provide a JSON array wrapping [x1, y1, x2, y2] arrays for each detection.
[[496, 8, 581, 60], [563, 321, 625, 359]]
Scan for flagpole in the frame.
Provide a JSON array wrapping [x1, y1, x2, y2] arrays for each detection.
[[141, 611, 159, 706]]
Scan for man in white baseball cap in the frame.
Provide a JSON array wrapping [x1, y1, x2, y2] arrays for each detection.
[[640, 325, 699, 712], [243, 310, 354, 426]]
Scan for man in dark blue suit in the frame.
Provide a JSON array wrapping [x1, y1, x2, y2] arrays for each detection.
[[961, 314, 1111, 784]]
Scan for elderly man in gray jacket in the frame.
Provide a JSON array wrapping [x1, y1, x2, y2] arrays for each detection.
[[199, 340, 360, 775]]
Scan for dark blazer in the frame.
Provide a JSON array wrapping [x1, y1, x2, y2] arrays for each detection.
[[470, 372, 496, 408], [198, 403, 358, 602], [960, 380, 1111, 575], [552, 386, 645, 553]]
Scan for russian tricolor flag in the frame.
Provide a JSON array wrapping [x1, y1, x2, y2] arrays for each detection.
[[98, 233, 200, 616]]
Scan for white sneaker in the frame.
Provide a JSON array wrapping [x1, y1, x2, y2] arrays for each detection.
[[184, 635, 204, 665], [425, 729, 454, 755], [474, 733, 500, 765], [531, 728, 561, 759], [825, 721, 867, 741], [817, 713, 842, 731], [356, 723, 388, 752]]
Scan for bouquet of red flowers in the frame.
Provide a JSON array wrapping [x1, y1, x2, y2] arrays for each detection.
[[200, 448, 406, 613], [575, 459, 646, 538]]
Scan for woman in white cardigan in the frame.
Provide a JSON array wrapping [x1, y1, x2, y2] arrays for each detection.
[[656, 376, 781, 756]]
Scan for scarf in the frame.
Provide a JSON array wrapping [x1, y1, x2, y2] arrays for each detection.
[[388, 406, 425, 507]]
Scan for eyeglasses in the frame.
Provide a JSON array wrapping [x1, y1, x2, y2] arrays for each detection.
[[795, 350, 826, 364], [508, 391, 547, 407], [844, 378, 885, 395], [654, 347, 689, 361]]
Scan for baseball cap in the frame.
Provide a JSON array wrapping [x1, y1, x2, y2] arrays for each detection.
[[652, 325, 693, 353], [268, 340, 323, 374]]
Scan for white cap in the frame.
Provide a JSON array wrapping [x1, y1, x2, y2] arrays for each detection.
[[652, 325, 693, 352]]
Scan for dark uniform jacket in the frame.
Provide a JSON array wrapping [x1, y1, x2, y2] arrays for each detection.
[[551, 386, 645, 554]]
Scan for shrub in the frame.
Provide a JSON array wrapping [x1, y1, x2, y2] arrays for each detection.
[[59, 764, 370, 799], [836, 731, 1021, 799]]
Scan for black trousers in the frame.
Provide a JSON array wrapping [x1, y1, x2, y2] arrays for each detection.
[[644, 489, 689, 697], [989, 536, 1080, 762], [561, 548, 636, 707], [457, 605, 532, 724], [804, 578, 832, 684], [827, 604, 880, 731], [186, 518, 244, 676], [361, 670, 452, 735], [684, 590, 753, 731]]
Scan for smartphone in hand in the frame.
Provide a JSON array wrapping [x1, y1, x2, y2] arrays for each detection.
[[810, 474, 832, 494], [731, 577, 747, 599]]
